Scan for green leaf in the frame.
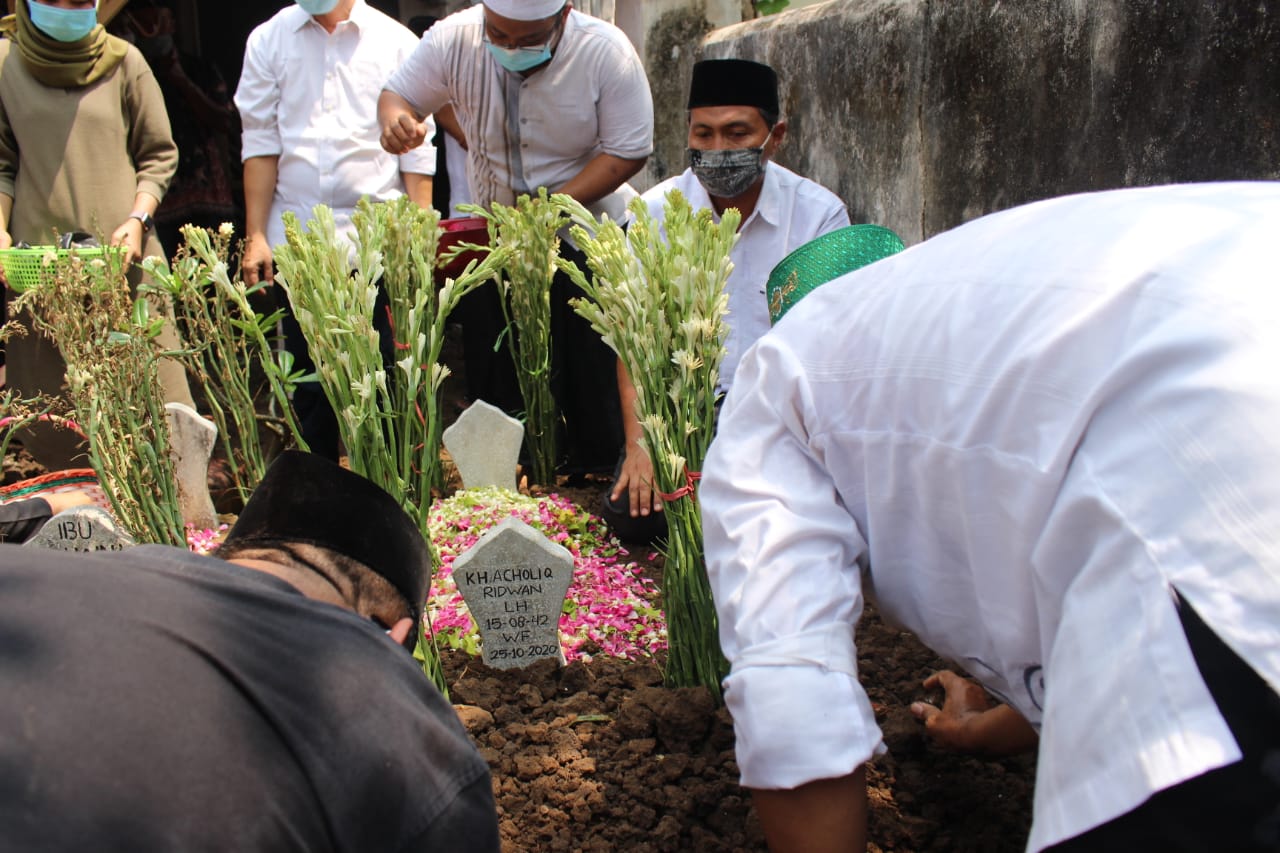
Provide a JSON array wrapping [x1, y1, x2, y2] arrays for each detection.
[[130, 297, 151, 328], [755, 0, 789, 14]]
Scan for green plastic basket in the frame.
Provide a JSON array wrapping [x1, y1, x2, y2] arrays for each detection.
[[0, 246, 123, 292]]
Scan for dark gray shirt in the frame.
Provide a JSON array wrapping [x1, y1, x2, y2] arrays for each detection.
[[0, 544, 498, 852]]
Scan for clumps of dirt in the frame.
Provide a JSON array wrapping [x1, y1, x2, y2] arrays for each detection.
[[441, 603, 1036, 853], [446, 653, 759, 852]]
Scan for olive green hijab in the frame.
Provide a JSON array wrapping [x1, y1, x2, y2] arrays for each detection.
[[0, 0, 128, 88]]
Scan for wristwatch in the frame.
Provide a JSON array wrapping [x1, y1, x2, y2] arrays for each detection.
[[128, 211, 154, 233]]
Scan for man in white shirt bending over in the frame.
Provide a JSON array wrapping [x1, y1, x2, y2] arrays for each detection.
[[606, 58, 851, 540], [235, 0, 435, 459], [701, 182, 1280, 853]]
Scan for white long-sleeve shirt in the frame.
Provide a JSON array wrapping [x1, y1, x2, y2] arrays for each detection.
[[235, 1, 435, 250], [383, 5, 652, 223], [638, 162, 850, 390], [701, 182, 1280, 851]]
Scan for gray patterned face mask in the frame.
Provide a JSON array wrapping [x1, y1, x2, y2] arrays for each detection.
[[688, 145, 767, 198]]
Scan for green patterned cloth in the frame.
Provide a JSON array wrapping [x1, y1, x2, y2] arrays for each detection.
[[767, 224, 906, 324]]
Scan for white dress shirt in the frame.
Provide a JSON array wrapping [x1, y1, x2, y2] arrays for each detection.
[[701, 183, 1280, 851], [383, 5, 652, 223], [235, 1, 435, 250], [443, 133, 472, 218], [639, 162, 850, 390]]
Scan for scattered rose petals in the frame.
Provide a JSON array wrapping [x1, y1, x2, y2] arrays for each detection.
[[186, 522, 229, 556], [186, 488, 666, 662], [427, 486, 667, 661]]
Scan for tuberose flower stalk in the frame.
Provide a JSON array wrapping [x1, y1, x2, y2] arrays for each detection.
[[562, 190, 739, 696], [273, 199, 513, 695], [460, 189, 596, 485], [142, 224, 306, 505]]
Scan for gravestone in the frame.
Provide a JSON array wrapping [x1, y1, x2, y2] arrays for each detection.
[[165, 402, 218, 529], [23, 506, 136, 552], [442, 400, 524, 490], [452, 517, 574, 670]]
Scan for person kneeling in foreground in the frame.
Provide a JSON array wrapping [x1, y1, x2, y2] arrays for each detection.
[[701, 183, 1280, 852], [0, 451, 500, 852]]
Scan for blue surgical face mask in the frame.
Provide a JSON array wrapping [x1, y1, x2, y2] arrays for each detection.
[[483, 14, 561, 73], [28, 1, 99, 44], [485, 40, 552, 73], [295, 0, 340, 15]]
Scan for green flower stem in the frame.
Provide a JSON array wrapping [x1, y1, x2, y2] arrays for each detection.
[[143, 224, 306, 505], [273, 198, 514, 697], [460, 189, 591, 485], [564, 190, 739, 696]]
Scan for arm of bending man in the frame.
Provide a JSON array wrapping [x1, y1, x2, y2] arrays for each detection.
[[555, 152, 647, 208], [753, 769, 868, 853], [701, 336, 884, 852]]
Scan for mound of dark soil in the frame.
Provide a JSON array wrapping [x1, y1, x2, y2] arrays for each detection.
[[443, 482, 1036, 853]]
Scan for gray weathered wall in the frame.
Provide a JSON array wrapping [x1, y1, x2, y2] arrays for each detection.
[[648, 0, 1280, 243]]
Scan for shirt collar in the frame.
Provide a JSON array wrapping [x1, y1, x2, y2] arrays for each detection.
[[291, 0, 369, 33], [346, 0, 373, 29], [748, 160, 783, 229]]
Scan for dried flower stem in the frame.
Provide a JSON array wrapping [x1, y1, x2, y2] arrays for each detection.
[[14, 248, 185, 544]]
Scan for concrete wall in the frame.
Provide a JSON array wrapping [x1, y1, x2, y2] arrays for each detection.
[[627, 0, 751, 192], [648, 0, 1280, 243]]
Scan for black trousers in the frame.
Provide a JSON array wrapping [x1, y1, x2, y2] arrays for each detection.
[[1047, 592, 1280, 852], [454, 242, 622, 476]]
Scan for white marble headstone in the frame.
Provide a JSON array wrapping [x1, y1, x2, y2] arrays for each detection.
[[442, 399, 525, 490], [23, 506, 136, 552], [165, 402, 218, 530], [452, 516, 574, 670]]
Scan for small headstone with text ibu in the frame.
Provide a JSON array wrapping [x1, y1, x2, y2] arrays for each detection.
[[23, 506, 136, 552]]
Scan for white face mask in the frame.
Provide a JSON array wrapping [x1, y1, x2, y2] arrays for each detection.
[[295, 0, 340, 15]]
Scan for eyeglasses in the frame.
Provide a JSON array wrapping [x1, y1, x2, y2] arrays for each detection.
[[481, 12, 562, 50]]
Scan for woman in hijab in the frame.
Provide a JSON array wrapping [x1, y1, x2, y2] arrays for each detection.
[[0, 0, 193, 470]]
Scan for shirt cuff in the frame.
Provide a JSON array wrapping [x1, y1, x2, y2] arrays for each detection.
[[0, 497, 52, 544], [398, 147, 437, 176], [135, 182, 165, 205], [599, 144, 654, 161], [239, 128, 283, 161], [724, 663, 884, 790]]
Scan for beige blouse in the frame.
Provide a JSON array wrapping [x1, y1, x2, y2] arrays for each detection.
[[0, 39, 177, 256]]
